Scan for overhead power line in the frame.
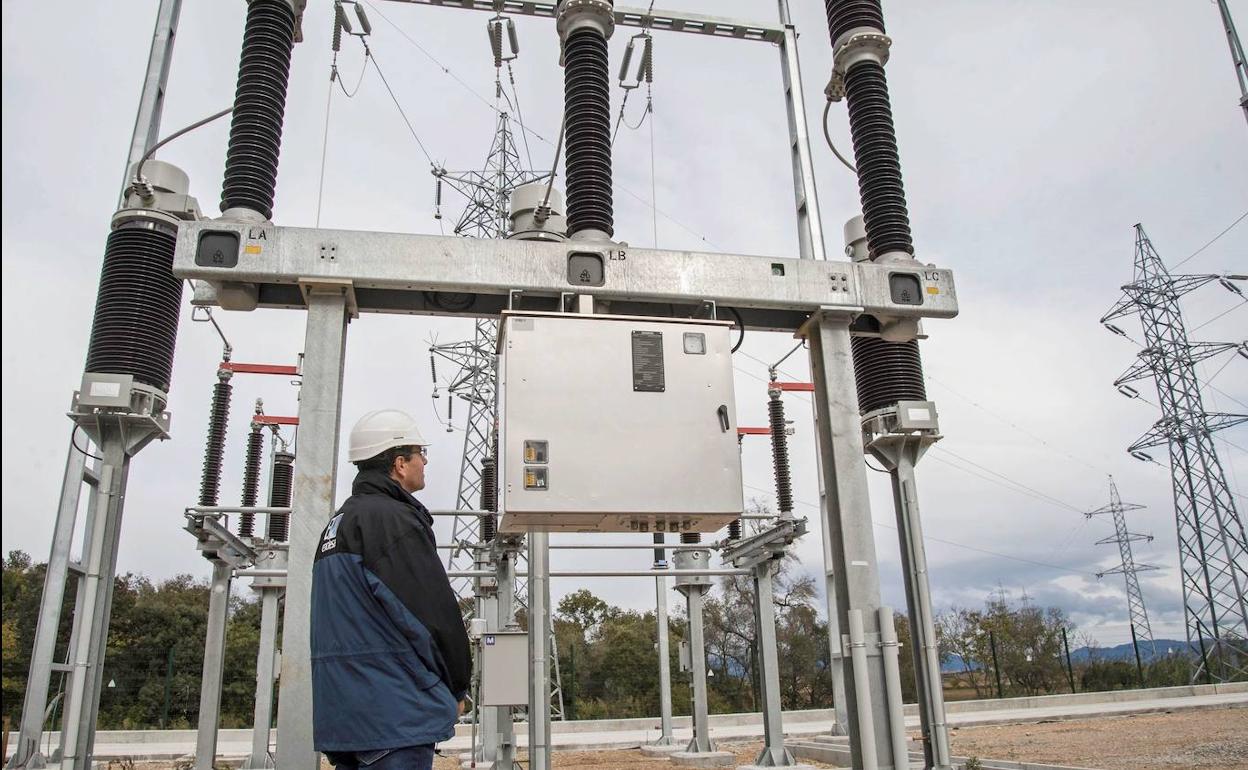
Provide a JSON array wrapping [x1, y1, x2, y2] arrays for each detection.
[[742, 483, 1099, 579], [1171, 210, 1248, 270], [365, 43, 436, 167], [364, 0, 723, 250]]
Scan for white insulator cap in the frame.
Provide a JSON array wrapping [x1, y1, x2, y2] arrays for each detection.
[[509, 181, 568, 242]]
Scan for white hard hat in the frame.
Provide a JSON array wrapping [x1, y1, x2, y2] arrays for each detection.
[[348, 409, 428, 463]]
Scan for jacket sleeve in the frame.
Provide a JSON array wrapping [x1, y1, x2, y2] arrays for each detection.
[[360, 511, 472, 700]]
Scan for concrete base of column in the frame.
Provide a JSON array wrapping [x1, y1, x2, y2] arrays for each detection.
[[459, 760, 518, 770], [640, 744, 685, 757], [736, 765, 819, 770], [670, 750, 736, 767]]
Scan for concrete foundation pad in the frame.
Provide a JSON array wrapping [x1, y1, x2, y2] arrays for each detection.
[[669, 750, 736, 767], [736, 765, 821, 770], [640, 744, 685, 757]]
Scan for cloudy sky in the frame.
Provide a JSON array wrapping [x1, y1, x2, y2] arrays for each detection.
[[3, 0, 1245, 649]]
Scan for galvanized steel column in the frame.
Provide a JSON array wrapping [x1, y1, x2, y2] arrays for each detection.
[[275, 288, 349, 769], [804, 311, 901, 770]]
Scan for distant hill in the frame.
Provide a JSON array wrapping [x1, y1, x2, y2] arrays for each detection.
[[940, 639, 1192, 673], [1069, 639, 1193, 664]]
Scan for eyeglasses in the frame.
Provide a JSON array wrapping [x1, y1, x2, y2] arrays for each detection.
[[415, 446, 428, 460]]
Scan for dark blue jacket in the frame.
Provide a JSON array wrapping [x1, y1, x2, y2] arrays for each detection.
[[311, 470, 471, 752]]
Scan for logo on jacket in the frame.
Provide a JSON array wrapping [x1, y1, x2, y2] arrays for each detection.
[[321, 513, 344, 553]]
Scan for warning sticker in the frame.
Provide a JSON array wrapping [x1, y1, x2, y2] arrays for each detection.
[[631, 331, 665, 392]]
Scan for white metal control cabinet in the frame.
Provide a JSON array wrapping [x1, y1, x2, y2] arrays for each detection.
[[497, 311, 743, 533], [479, 631, 529, 706]]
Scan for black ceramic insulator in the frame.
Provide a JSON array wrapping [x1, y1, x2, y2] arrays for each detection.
[[824, 0, 885, 47], [728, 519, 742, 541], [653, 533, 665, 566], [844, 62, 913, 258], [238, 425, 264, 537], [768, 391, 794, 515], [490, 22, 504, 68], [267, 451, 294, 541], [680, 532, 701, 545], [332, 3, 344, 52], [198, 377, 232, 507], [85, 223, 182, 393], [850, 337, 926, 413], [480, 456, 499, 541], [221, 0, 296, 220], [481, 457, 498, 512], [563, 28, 613, 237]]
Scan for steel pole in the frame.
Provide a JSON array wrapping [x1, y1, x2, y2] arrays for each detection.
[[245, 587, 281, 769], [871, 438, 952, 770], [752, 561, 796, 766], [655, 575, 675, 745], [989, 632, 1003, 699], [802, 311, 901, 770], [527, 532, 552, 770], [14, 3, 181, 766], [474, 543, 497, 763], [275, 289, 350, 770], [1214, 0, 1248, 127], [817, 486, 850, 736], [685, 588, 713, 753], [60, 436, 132, 770], [479, 581, 500, 764], [776, 0, 827, 261], [494, 552, 517, 769], [7, 442, 91, 769], [193, 561, 233, 770], [118, 0, 183, 206]]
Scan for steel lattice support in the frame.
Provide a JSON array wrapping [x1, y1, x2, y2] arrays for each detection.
[[430, 101, 567, 724], [1086, 476, 1159, 660], [1102, 224, 1248, 683], [1214, 0, 1248, 127], [432, 109, 545, 591]]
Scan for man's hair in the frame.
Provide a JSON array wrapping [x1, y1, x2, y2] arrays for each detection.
[[355, 445, 418, 475]]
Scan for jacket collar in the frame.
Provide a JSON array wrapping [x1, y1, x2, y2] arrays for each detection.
[[351, 469, 433, 527]]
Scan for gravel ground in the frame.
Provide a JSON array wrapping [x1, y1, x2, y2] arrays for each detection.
[[97, 706, 1248, 770], [948, 706, 1248, 770], [426, 741, 844, 769]]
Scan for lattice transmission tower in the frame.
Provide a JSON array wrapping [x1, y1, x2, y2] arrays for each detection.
[[429, 107, 547, 589], [1086, 476, 1158, 663], [1214, 0, 1248, 127], [426, 14, 564, 718], [1102, 223, 1248, 683]]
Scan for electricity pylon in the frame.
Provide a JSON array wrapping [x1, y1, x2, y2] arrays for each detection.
[[428, 40, 562, 716], [1086, 476, 1159, 665], [1102, 223, 1248, 683]]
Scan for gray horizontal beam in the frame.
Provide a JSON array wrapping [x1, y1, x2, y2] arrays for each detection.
[[175, 223, 958, 330], [238, 568, 748, 578], [382, 1, 784, 43], [450, 569, 749, 578]]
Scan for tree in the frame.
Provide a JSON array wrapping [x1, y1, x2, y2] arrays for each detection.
[[936, 591, 1073, 699], [557, 589, 612, 638], [2, 553, 264, 730]]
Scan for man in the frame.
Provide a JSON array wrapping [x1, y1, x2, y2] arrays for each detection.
[[311, 409, 471, 769]]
